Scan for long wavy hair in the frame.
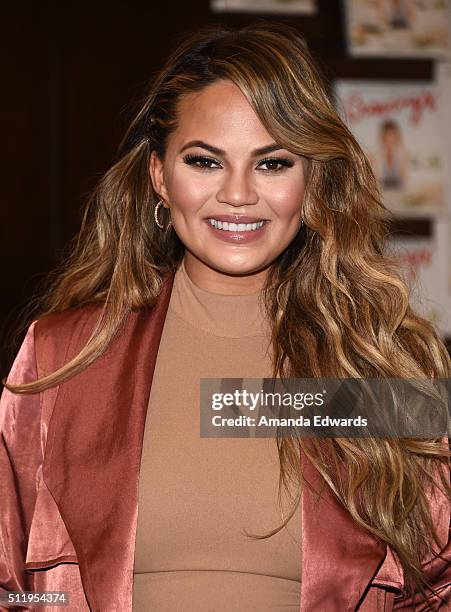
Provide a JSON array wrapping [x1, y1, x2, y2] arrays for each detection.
[[4, 21, 450, 607]]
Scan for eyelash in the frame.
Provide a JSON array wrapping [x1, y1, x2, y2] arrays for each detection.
[[183, 153, 294, 173]]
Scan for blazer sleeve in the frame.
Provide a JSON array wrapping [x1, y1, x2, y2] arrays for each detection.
[[0, 322, 41, 610], [393, 442, 450, 611]]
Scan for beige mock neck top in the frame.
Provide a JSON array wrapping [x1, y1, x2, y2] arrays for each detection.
[[132, 257, 302, 611]]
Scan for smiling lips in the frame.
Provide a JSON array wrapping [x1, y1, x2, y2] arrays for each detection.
[[208, 218, 266, 232], [205, 214, 269, 233], [204, 215, 269, 243], [205, 214, 268, 223]]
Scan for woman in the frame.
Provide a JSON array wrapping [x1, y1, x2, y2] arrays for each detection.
[[1, 21, 449, 612], [376, 119, 409, 191]]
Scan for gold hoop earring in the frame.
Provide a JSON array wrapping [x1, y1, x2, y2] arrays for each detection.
[[154, 199, 171, 230]]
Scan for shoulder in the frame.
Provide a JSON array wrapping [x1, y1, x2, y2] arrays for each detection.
[[34, 303, 104, 377], [35, 303, 103, 340]]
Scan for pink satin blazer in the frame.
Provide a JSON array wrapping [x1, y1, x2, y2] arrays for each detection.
[[0, 270, 450, 611]]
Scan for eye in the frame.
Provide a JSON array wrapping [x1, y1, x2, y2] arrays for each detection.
[[258, 157, 294, 172], [183, 154, 221, 170]]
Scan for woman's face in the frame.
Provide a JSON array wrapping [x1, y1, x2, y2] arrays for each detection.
[[149, 79, 306, 293]]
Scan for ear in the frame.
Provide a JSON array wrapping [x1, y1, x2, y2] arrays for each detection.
[[149, 150, 170, 207]]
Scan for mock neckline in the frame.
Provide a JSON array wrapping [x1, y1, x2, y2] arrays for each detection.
[[168, 257, 270, 338]]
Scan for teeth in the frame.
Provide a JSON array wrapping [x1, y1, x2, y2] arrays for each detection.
[[208, 219, 265, 231]]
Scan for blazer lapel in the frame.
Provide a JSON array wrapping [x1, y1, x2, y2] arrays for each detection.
[[40, 270, 387, 611]]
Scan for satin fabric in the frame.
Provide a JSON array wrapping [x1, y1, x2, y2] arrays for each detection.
[[0, 270, 449, 611]]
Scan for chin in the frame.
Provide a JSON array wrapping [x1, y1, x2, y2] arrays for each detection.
[[210, 260, 267, 276]]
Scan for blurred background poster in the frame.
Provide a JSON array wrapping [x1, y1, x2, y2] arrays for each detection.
[[344, 0, 450, 58], [387, 220, 451, 336], [210, 0, 317, 14], [435, 60, 451, 293], [334, 80, 446, 218]]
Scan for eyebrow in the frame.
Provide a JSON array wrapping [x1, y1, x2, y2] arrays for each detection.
[[178, 140, 284, 156]]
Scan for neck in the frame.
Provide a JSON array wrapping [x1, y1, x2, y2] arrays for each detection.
[[183, 253, 269, 295]]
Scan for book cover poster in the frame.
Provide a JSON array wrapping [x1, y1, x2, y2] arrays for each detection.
[[210, 0, 317, 14], [387, 220, 451, 336], [344, 0, 450, 58], [435, 61, 451, 293], [335, 80, 445, 218]]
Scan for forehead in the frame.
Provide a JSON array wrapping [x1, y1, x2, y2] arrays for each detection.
[[171, 79, 272, 147]]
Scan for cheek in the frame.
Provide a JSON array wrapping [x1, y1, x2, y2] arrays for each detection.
[[166, 168, 211, 214], [268, 180, 305, 218]]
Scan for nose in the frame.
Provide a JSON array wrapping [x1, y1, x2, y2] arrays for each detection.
[[216, 167, 259, 207]]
